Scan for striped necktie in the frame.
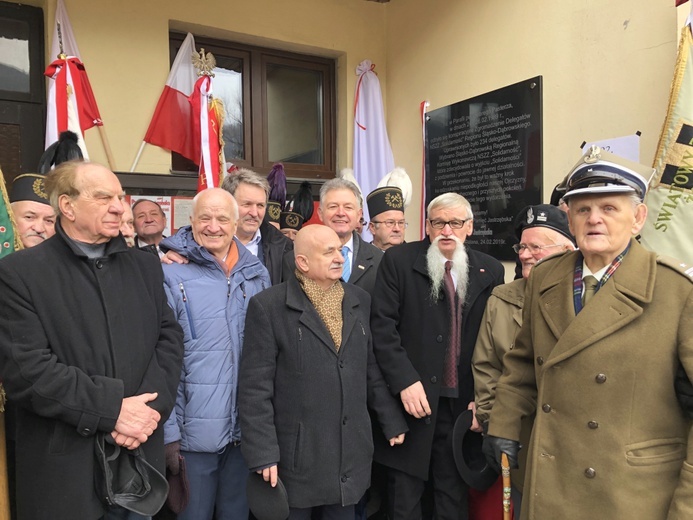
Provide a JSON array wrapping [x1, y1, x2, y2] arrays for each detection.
[[341, 246, 351, 281]]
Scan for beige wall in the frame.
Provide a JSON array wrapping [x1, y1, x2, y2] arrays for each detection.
[[385, 0, 678, 245], [30, 0, 388, 174]]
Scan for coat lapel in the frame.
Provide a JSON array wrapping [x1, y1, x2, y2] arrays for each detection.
[[348, 234, 372, 285], [339, 288, 360, 352], [286, 277, 338, 354], [541, 241, 656, 365]]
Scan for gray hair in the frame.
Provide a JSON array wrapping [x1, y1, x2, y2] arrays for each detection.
[[319, 178, 363, 208], [427, 192, 473, 220], [221, 168, 270, 199]]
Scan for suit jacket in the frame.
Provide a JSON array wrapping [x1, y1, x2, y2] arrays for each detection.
[[282, 231, 383, 295], [260, 220, 293, 285], [238, 277, 407, 508], [489, 240, 693, 520], [370, 239, 504, 479]]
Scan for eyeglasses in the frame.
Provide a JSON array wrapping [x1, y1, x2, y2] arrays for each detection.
[[428, 218, 471, 230], [372, 219, 408, 229], [512, 243, 563, 254]]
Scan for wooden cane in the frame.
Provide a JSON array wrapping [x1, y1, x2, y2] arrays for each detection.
[[501, 453, 511, 520], [0, 388, 10, 520]]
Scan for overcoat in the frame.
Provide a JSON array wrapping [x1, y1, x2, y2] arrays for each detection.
[[0, 222, 184, 520], [472, 277, 531, 490], [260, 220, 293, 285], [238, 276, 407, 508], [370, 239, 504, 479], [489, 240, 693, 519]]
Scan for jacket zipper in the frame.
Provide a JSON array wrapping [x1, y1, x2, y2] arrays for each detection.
[[179, 282, 197, 339]]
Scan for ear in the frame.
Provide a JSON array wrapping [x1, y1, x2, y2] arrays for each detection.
[[58, 194, 75, 222], [357, 207, 363, 220], [466, 219, 473, 237], [368, 222, 376, 234], [317, 205, 325, 223], [295, 254, 309, 273], [632, 203, 648, 235]]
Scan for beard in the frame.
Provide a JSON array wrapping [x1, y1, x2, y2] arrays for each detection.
[[426, 236, 470, 303]]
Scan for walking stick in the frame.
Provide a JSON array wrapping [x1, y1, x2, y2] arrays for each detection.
[[501, 453, 511, 520], [0, 387, 10, 520]]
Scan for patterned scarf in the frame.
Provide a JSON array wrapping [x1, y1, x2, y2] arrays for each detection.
[[295, 270, 345, 350]]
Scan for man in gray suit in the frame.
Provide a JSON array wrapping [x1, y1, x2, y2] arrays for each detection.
[[239, 225, 407, 520]]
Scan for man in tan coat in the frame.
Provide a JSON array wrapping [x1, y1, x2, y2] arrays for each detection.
[[472, 204, 574, 508], [484, 146, 693, 519]]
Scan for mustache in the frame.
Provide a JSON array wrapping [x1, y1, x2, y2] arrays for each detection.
[[23, 232, 47, 240]]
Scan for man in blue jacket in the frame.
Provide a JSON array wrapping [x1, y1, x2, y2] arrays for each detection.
[[161, 188, 271, 520]]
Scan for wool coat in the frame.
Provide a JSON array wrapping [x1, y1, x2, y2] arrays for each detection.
[[260, 220, 293, 285], [370, 239, 504, 479], [0, 222, 184, 520], [238, 276, 407, 508], [489, 240, 693, 520]]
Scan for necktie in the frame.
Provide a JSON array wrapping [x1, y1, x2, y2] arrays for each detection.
[[582, 275, 599, 306], [341, 246, 351, 281], [443, 261, 460, 390]]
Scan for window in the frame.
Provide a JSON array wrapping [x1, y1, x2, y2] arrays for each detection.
[[169, 32, 336, 180]]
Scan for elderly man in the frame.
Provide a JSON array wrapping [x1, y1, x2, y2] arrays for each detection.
[[9, 173, 56, 248], [484, 146, 693, 519], [0, 161, 184, 520], [366, 186, 407, 252], [161, 188, 270, 520], [239, 224, 407, 520], [133, 199, 167, 256], [472, 204, 575, 509], [370, 192, 504, 520], [120, 203, 136, 248], [221, 168, 292, 284]]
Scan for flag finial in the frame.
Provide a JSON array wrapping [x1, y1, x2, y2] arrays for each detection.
[[193, 48, 216, 77]]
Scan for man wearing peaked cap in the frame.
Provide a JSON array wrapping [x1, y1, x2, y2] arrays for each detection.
[[279, 211, 304, 241], [472, 204, 575, 511], [367, 186, 407, 252], [484, 145, 693, 519], [9, 173, 56, 248]]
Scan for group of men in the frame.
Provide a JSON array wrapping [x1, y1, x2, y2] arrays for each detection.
[[0, 142, 692, 520]]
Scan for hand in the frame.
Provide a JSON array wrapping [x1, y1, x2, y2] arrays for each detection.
[[114, 393, 161, 443], [165, 441, 181, 475], [258, 465, 278, 487], [110, 431, 142, 450], [161, 250, 188, 265], [482, 434, 520, 474], [467, 401, 483, 433], [400, 381, 431, 419], [389, 433, 405, 446]]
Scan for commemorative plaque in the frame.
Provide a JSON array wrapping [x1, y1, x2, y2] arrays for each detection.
[[425, 77, 543, 260]]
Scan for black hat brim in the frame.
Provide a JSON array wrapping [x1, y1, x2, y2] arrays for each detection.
[[246, 471, 290, 520], [452, 409, 499, 491]]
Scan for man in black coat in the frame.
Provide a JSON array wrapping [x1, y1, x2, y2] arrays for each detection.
[[221, 168, 293, 285], [239, 225, 407, 520], [371, 192, 504, 520], [0, 161, 184, 520], [282, 178, 382, 295]]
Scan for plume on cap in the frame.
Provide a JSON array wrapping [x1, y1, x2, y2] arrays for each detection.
[[288, 181, 314, 222], [38, 131, 83, 174], [337, 168, 363, 200], [377, 167, 412, 207], [267, 163, 287, 206]]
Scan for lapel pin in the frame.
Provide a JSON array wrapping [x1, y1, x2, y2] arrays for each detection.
[[358, 265, 365, 270], [480, 268, 485, 273]]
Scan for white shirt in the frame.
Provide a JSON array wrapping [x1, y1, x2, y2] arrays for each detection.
[[582, 261, 609, 296], [244, 229, 263, 257]]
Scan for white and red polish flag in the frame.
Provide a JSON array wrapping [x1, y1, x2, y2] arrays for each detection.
[[44, 0, 102, 158], [143, 32, 198, 162], [190, 75, 224, 191]]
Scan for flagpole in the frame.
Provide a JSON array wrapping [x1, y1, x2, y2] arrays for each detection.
[[98, 126, 116, 171], [130, 141, 147, 172], [0, 408, 9, 520]]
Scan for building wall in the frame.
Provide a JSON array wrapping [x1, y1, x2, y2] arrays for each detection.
[[385, 0, 678, 240]]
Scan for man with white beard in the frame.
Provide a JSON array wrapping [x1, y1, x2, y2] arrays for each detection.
[[370, 192, 504, 520]]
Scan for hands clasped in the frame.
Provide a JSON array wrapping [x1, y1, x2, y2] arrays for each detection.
[[110, 392, 161, 450]]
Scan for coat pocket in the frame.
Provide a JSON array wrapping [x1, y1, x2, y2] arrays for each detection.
[[625, 438, 686, 466]]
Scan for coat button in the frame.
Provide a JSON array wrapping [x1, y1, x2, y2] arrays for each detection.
[[537, 357, 544, 365], [595, 373, 607, 384], [430, 376, 438, 384], [424, 417, 432, 425], [339, 361, 344, 368], [95, 260, 103, 269], [436, 335, 443, 343], [587, 421, 599, 429], [584, 468, 596, 478], [342, 417, 347, 425], [341, 475, 348, 483], [542, 404, 552, 413]]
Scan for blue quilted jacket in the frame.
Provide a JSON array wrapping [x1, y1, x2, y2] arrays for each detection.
[[161, 227, 270, 452]]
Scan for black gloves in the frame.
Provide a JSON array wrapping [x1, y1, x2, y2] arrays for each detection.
[[165, 441, 182, 475], [482, 434, 520, 474]]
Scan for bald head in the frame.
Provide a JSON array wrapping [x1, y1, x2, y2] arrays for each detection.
[[294, 225, 345, 289]]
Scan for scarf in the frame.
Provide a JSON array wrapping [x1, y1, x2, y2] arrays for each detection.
[[295, 270, 345, 350]]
